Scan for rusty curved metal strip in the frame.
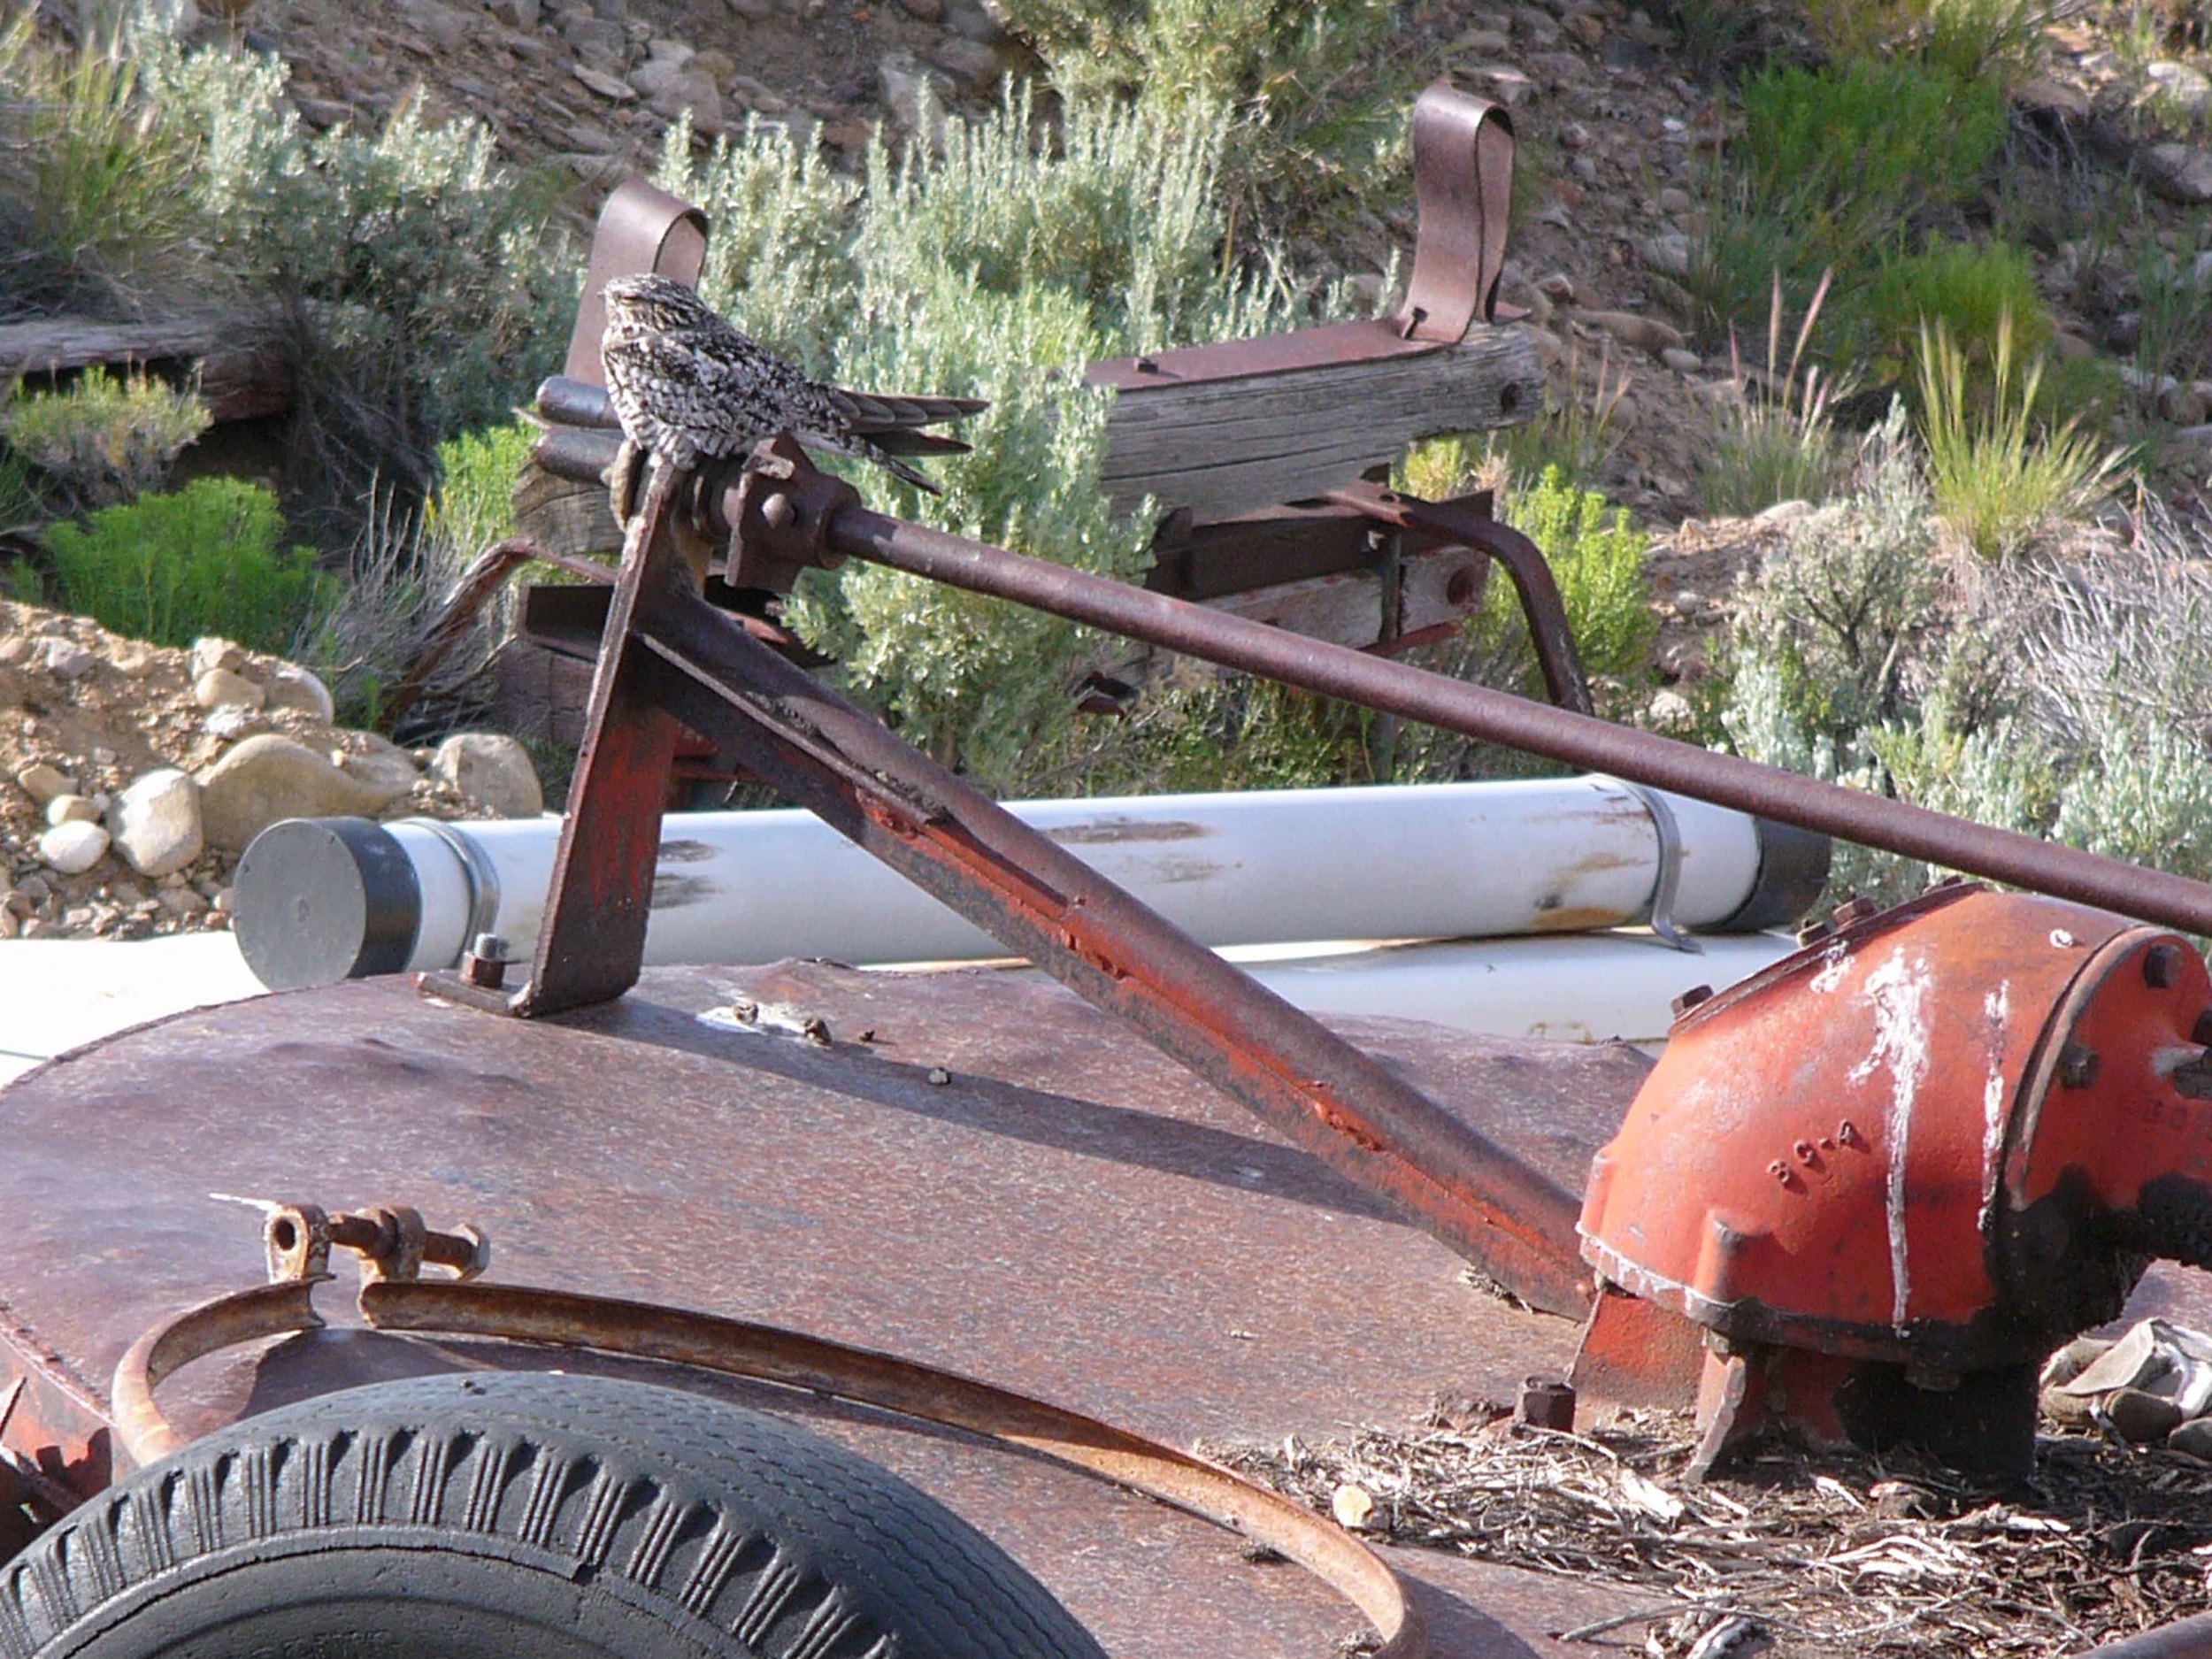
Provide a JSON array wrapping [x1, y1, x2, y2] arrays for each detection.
[[1400, 81, 1516, 341], [111, 1275, 1425, 1659], [563, 179, 710, 387]]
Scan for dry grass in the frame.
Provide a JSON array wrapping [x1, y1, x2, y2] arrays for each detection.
[[1209, 1414, 2212, 1657]]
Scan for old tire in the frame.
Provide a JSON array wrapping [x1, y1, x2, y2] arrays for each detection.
[[5, 1371, 1104, 1659]]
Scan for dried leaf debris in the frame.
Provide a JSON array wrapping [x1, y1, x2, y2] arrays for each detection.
[[1207, 1415, 2212, 1656]]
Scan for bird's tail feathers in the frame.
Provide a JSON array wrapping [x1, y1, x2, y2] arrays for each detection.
[[828, 387, 988, 433]]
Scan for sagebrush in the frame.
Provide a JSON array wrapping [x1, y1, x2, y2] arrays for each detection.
[[30, 477, 330, 654]]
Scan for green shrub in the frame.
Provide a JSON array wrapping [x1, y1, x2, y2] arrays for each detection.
[[1717, 423, 2212, 906], [35, 478, 331, 652], [0, 12, 199, 317], [1503, 468, 1655, 688], [1, 366, 210, 508], [1801, 0, 2047, 87], [2133, 238, 2212, 409], [989, 0, 1405, 246], [1726, 406, 1941, 739], [423, 419, 534, 557], [655, 94, 1353, 790], [124, 20, 572, 525], [1739, 59, 2006, 246], [1863, 239, 2052, 388], [1690, 59, 2009, 354], [1916, 315, 2124, 559]]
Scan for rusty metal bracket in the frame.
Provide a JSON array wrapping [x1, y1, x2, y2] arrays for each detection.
[[562, 180, 709, 388], [110, 1210, 1425, 1659], [1087, 81, 1515, 392], [1325, 479, 1594, 714], [1400, 79, 1519, 342], [721, 433, 860, 592]]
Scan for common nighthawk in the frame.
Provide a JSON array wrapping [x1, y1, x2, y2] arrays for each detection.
[[600, 273, 986, 495]]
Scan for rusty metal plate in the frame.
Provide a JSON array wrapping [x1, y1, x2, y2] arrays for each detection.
[[0, 963, 1650, 1655]]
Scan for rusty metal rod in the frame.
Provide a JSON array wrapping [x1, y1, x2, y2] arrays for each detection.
[[824, 505, 2212, 938], [619, 583, 1595, 1314]]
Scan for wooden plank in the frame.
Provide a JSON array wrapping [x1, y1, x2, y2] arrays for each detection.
[[515, 460, 624, 558], [1099, 326, 1540, 524]]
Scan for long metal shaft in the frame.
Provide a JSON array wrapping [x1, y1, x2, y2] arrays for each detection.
[[826, 504, 2212, 938]]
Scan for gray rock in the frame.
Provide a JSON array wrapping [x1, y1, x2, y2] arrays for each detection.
[[44, 794, 99, 827], [262, 664, 335, 723], [898, 0, 943, 17], [14, 762, 74, 804], [488, 0, 541, 26], [196, 735, 399, 853], [433, 733, 544, 818], [726, 0, 774, 15], [35, 637, 93, 680], [399, 0, 471, 50], [941, 0, 1008, 44], [338, 742, 423, 804], [932, 35, 1003, 89], [2148, 60, 2212, 115], [195, 666, 266, 711], [2142, 142, 2212, 206], [641, 66, 727, 134], [1661, 347, 1702, 373], [2106, 1386, 2184, 1444], [39, 819, 110, 876], [1584, 309, 1686, 355], [878, 51, 952, 142], [1658, 186, 1692, 215], [574, 63, 637, 101], [111, 769, 204, 879], [1641, 230, 1692, 277], [188, 635, 246, 680], [2170, 1417, 2212, 1460]]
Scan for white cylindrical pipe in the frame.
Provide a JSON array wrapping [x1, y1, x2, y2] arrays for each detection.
[[233, 777, 1826, 989]]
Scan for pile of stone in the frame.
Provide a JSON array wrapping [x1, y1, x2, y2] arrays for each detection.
[[2, 603, 544, 941]]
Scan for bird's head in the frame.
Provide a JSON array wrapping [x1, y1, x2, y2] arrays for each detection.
[[601, 273, 718, 341]]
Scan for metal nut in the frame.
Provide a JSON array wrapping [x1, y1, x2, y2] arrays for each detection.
[[461, 932, 510, 991], [2059, 1043, 2101, 1091], [1794, 918, 1833, 947], [1832, 895, 1879, 928], [1515, 1377, 1575, 1430], [760, 492, 796, 531], [1671, 984, 1714, 1019]]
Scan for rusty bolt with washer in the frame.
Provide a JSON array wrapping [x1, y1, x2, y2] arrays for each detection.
[[462, 932, 510, 990]]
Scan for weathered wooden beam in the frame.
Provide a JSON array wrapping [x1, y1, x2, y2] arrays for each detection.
[[514, 459, 623, 559], [0, 311, 295, 422], [1098, 326, 1541, 525]]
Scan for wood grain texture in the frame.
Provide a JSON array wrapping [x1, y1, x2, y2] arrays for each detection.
[[515, 461, 624, 557], [0, 312, 295, 421], [1098, 326, 1541, 524]]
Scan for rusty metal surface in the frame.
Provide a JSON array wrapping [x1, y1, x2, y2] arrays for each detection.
[[518, 554, 1597, 1312], [0, 964, 1641, 1655], [818, 499, 2212, 939], [511, 465, 687, 1013]]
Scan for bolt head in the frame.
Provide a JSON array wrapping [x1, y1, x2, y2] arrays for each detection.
[[760, 492, 796, 530], [1832, 895, 1879, 928], [1794, 918, 1833, 947], [1671, 983, 1715, 1019], [2059, 1043, 2101, 1091]]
